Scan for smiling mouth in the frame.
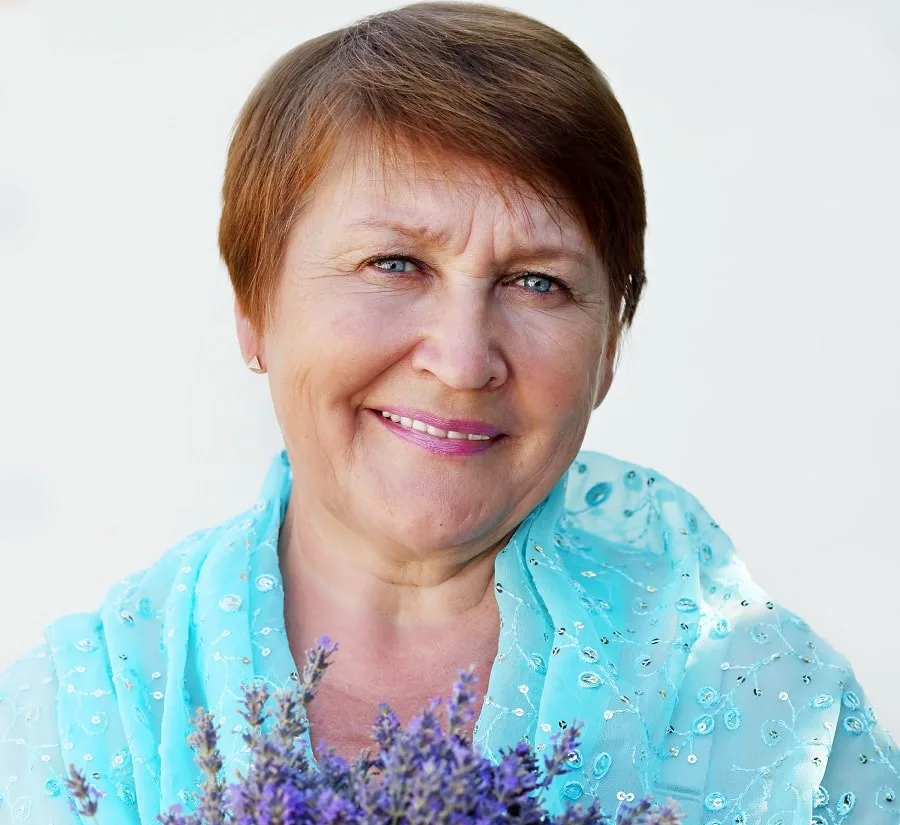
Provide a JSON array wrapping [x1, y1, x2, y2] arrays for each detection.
[[377, 410, 495, 441]]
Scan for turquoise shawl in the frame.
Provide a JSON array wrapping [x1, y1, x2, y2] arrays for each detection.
[[1, 449, 897, 824]]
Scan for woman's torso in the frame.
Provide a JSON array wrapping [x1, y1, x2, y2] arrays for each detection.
[[2, 449, 898, 824]]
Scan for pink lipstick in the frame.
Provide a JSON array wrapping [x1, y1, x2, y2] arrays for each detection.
[[369, 407, 505, 456]]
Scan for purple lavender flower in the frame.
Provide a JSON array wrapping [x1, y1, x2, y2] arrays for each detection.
[[67, 636, 683, 825]]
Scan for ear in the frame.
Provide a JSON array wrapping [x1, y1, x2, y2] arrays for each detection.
[[234, 296, 264, 368]]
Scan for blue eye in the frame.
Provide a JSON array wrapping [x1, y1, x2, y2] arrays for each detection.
[[367, 256, 565, 296], [370, 257, 417, 273], [518, 274, 559, 294]]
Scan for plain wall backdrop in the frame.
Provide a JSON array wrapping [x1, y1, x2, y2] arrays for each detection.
[[1, 0, 898, 734]]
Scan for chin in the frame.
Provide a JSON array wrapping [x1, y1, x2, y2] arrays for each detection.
[[370, 493, 506, 553]]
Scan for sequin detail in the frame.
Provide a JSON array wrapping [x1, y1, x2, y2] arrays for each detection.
[[255, 574, 277, 592], [697, 686, 719, 707], [592, 752, 612, 779], [218, 594, 243, 612]]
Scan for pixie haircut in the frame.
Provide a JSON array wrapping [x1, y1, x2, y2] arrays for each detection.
[[219, 2, 647, 338]]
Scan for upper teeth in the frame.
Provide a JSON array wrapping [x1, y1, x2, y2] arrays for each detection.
[[380, 411, 492, 440]]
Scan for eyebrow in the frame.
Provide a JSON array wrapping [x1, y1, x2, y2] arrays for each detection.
[[344, 218, 591, 268]]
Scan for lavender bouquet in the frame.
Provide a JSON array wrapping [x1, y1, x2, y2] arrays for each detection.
[[67, 637, 682, 825]]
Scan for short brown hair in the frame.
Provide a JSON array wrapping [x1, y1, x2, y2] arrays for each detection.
[[219, 2, 647, 337]]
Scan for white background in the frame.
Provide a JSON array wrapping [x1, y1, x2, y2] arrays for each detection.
[[1, 0, 898, 734]]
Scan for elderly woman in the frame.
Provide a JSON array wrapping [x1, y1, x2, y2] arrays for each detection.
[[1, 3, 897, 824]]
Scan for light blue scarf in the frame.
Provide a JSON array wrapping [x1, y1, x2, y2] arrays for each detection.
[[1, 449, 897, 824]]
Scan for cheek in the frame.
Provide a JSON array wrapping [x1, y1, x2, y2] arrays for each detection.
[[273, 290, 418, 389], [509, 319, 603, 418], [529, 360, 592, 422], [327, 298, 396, 347], [325, 296, 419, 367]]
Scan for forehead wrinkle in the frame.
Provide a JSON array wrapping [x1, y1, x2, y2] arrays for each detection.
[[324, 140, 590, 264], [344, 217, 457, 249], [341, 181, 577, 248], [325, 127, 577, 217]]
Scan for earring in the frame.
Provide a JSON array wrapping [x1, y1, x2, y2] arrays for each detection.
[[246, 355, 265, 373]]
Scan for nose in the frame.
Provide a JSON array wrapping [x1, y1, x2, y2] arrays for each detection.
[[410, 284, 508, 391]]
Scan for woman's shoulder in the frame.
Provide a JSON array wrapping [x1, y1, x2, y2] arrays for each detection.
[[42, 494, 268, 661], [0, 493, 273, 823], [0, 642, 79, 821], [563, 449, 900, 821], [2, 451, 291, 721], [565, 447, 750, 577], [568, 446, 734, 521], [565, 447, 862, 675], [0, 518, 230, 748], [50, 488, 269, 639]]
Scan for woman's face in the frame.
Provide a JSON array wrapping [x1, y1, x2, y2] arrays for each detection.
[[239, 138, 616, 559]]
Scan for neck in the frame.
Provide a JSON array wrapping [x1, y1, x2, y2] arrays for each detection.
[[277, 491, 507, 665]]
